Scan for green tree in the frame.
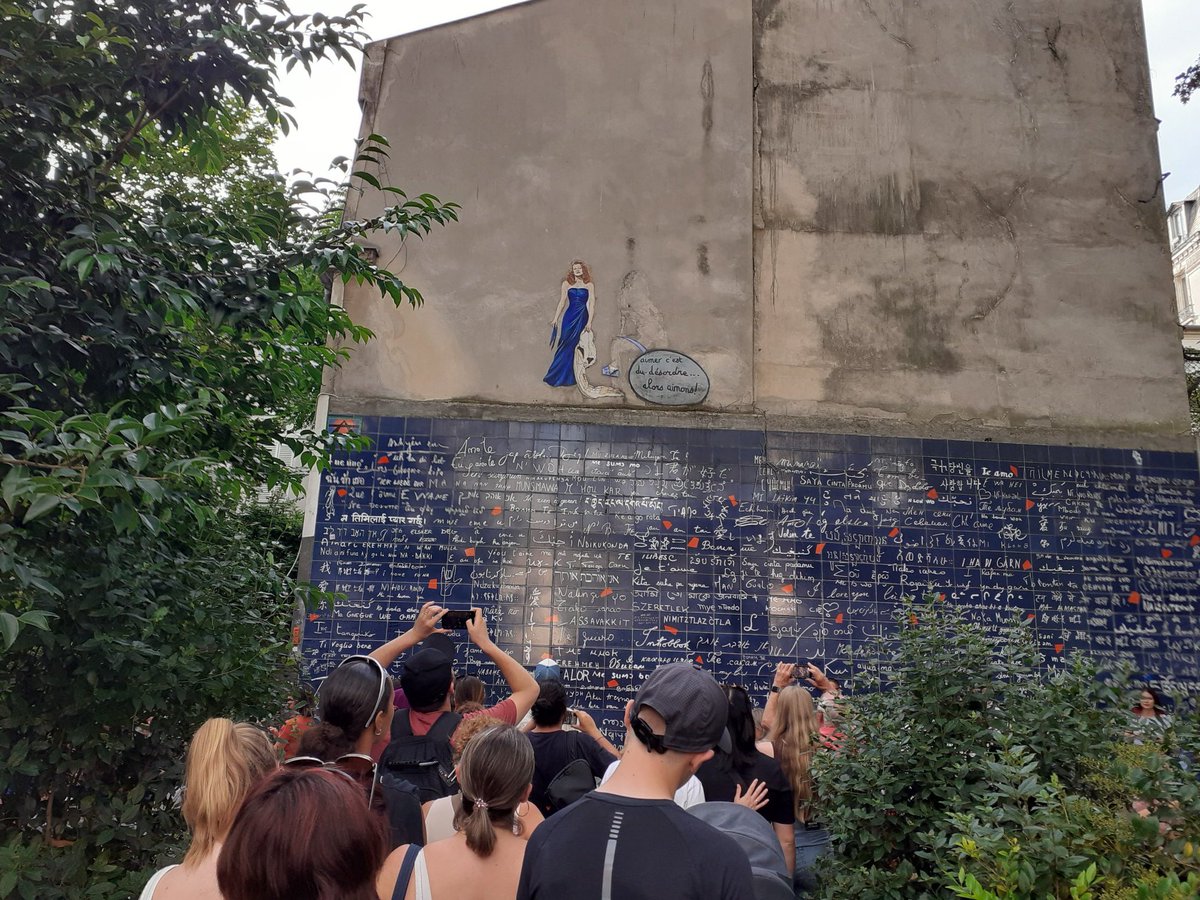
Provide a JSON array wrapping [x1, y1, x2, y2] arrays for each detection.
[[0, 1, 458, 895], [813, 598, 1200, 900], [1176, 59, 1200, 104], [1184, 347, 1200, 433]]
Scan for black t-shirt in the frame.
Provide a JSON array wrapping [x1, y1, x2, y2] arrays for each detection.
[[695, 751, 796, 826], [526, 730, 617, 814], [516, 791, 756, 900]]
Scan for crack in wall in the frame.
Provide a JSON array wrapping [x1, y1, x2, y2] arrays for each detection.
[[967, 181, 1027, 322], [859, 0, 913, 50]]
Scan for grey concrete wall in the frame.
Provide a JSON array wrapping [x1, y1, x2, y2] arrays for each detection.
[[753, 0, 1189, 441], [330, 0, 1192, 450], [335, 0, 754, 410]]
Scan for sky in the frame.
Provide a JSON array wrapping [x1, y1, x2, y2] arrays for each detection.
[[273, 0, 1200, 203]]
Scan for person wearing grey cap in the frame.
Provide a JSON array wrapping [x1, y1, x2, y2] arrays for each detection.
[[516, 663, 755, 900]]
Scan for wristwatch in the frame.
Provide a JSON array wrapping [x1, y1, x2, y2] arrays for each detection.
[[769, 686, 781, 693]]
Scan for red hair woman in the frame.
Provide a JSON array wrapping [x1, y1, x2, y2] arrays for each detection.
[[543, 260, 596, 388], [217, 767, 387, 900]]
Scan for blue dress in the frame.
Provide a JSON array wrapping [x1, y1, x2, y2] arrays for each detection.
[[544, 286, 590, 387]]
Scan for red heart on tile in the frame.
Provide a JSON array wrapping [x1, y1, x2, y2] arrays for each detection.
[[428, 578, 438, 589], [491, 506, 502, 516], [663, 625, 679, 635], [781, 584, 794, 594], [926, 488, 939, 500], [687, 537, 700, 549], [835, 613, 844, 624], [888, 527, 900, 539], [336, 488, 347, 497], [599, 587, 613, 598], [1022, 560, 1033, 571], [1025, 499, 1036, 511], [1128, 591, 1141, 605], [662, 520, 673, 529], [464, 547, 475, 557], [1009, 465, 1019, 476], [606, 679, 618, 688], [1161, 549, 1173, 559], [377, 455, 390, 465], [815, 542, 825, 554], [728, 495, 738, 506], [1054, 643, 1064, 654]]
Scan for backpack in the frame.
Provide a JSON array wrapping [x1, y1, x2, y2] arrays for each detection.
[[543, 757, 597, 815], [376, 774, 425, 849], [688, 802, 794, 900], [380, 710, 462, 804]]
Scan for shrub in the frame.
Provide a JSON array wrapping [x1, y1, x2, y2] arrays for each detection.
[[813, 596, 1200, 900]]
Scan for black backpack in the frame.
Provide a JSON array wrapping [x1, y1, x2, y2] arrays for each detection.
[[542, 756, 597, 816], [380, 710, 462, 804]]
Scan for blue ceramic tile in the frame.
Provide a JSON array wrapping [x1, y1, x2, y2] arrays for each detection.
[[304, 416, 1200, 705]]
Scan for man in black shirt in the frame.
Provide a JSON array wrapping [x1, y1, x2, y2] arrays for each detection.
[[516, 663, 756, 900]]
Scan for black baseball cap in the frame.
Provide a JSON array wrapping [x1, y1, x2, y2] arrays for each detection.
[[633, 663, 730, 753], [400, 647, 453, 710]]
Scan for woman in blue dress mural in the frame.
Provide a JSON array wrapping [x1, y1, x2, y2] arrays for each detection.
[[544, 260, 595, 387]]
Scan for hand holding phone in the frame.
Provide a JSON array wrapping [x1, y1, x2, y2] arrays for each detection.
[[440, 609, 477, 630]]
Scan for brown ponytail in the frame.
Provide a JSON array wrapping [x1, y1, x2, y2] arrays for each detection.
[[451, 725, 534, 857]]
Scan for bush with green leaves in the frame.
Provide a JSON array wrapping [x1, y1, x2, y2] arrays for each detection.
[[813, 597, 1200, 900], [0, 1, 457, 896]]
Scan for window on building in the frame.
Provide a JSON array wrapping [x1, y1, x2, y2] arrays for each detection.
[[1170, 209, 1186, 245]]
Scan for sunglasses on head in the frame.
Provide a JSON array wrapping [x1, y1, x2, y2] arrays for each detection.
[[336, 654, 390, 731], [284, 754, 378, 807]]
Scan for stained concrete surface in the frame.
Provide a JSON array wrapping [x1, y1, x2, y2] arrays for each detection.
[[329, 0, 1191, 450]]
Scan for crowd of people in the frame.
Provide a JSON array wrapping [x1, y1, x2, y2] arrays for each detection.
[[139, 601, 1173, 900]]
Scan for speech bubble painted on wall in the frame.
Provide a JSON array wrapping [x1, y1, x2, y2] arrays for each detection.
[[629, 350, 710, 406]]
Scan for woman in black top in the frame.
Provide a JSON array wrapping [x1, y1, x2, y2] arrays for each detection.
[[524, 680, 619, 815], [696, 685, 796, 875]]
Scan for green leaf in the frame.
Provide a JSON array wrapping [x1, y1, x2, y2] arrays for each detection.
[[0, 612, 17, 649], [22, 493, 60, 523], [18, 610, 54, 631]]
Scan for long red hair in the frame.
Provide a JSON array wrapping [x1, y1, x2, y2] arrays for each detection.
[[564, 260, 591, 285]]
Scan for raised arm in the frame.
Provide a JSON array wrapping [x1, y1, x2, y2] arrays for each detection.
[[369, 601, 447, 669], [465, 607, 540, 720], [761, 662, 795, 733]]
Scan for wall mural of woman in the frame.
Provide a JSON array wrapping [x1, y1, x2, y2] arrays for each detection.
[[543, 260, 595, 388]]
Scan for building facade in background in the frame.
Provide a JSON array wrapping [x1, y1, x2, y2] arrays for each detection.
[[1169, 186, 1200, 349], [300, 0, 1200, 715]]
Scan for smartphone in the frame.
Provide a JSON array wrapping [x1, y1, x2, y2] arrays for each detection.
[[563, 710, 579, 727], [440, 609, 477, 629]]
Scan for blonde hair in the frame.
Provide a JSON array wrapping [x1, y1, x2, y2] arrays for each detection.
[[772, 686, 819, 822], [453, 725, 534, 857], [181, 719, 277, 865]]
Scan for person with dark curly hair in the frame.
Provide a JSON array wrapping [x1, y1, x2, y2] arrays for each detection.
[[524, 680, 619, 815]]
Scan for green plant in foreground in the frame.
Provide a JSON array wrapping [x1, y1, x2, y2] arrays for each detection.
[[812, 596, 1200, 900]]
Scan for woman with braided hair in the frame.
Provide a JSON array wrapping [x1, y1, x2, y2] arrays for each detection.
[[377, 724, 537, 900]]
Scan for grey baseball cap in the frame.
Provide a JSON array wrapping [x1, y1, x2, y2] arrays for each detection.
[[633, 662, 730, 753]]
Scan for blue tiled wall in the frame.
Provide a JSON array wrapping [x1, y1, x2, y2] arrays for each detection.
[[305, 415, 1200, 734]]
